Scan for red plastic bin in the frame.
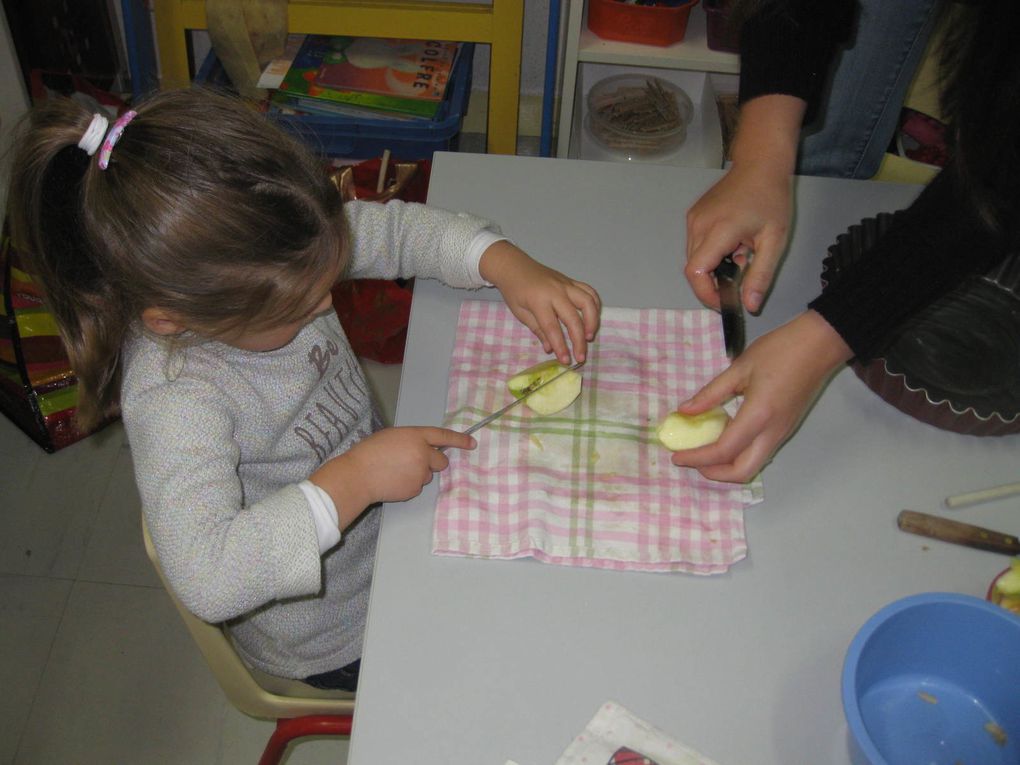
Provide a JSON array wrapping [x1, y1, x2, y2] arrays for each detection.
[[588, 0, 700, 47]]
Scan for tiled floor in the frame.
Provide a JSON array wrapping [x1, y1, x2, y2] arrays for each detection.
[[0, 359, 402, 765]]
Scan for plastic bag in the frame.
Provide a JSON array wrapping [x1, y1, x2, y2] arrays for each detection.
[[328, 156, 431, 363]]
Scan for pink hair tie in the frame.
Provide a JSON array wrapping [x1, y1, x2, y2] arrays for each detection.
[[97, 110, 138, 170]]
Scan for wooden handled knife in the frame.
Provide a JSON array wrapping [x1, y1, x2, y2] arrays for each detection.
[[897, 510, 1020, 555]]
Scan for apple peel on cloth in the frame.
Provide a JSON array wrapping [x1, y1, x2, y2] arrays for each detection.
[[433, 300, 763, 574]]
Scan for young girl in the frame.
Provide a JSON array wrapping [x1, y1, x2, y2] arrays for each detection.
[[6, 87, 601, 690]]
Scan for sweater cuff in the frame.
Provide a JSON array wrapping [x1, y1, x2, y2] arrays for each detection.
[[298, 480, 342, 554], [469, 229, 509, 287]]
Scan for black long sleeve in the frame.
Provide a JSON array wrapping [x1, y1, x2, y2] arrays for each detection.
[[808, 165, 1011, 362], [739, 0, 1017, 363], [738, 0, 857, 122]]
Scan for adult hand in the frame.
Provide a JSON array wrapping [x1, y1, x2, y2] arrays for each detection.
[[480, 241, 602, 364], [684, 94, 805, 313], [685, 159, 793, 312], [669, 311, 853, 483]]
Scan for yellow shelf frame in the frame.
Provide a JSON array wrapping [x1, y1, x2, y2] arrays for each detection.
[[152, 0, 523, 154]]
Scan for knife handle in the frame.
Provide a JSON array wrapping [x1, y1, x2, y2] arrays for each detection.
[[897, 510, 1020, 555], [714, 253, 741, 282]]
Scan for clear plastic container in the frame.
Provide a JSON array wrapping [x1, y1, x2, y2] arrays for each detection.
[[585, 74, 694, 159]]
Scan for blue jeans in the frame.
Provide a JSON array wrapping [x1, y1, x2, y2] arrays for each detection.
[[797, 0, 942, 179]]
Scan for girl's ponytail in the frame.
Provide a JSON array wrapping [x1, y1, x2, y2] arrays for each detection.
[[6, 88, 348, 431], [6, 99, 129, 429]]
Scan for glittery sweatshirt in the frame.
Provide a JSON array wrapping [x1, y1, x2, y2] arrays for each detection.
[[121, 199, 497, 679]]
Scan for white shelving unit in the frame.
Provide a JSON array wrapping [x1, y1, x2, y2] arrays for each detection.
[[556, 0, 740, 162]]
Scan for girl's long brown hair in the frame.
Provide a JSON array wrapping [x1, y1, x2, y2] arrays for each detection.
[[5, 88, 347, 430]]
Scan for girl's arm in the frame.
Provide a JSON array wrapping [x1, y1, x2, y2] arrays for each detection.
[[343, 199, 496, 288], [344, 199, 602, 363], [124, 377, 324, 623], [308, 426, 475, 525]]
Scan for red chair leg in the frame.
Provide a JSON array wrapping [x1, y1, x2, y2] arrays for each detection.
[[257, 715, 354, 765]]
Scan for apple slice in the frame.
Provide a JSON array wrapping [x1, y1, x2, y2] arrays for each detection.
[[994, 559, 1020, 597], [507, 360, 582, 415], [992, 560, 1020, 615], [656, 408, 730, 451]]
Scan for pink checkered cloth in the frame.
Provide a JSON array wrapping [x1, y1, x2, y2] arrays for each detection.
[[432, 300, 763, 574]]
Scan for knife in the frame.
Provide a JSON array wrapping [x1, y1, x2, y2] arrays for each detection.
[[897, 510, 1020, 555], [714, 253, 745, 358]]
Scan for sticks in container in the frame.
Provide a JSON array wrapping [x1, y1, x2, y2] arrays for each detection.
[[945, 481, 1020, 509], [376, 149, 391, 194]]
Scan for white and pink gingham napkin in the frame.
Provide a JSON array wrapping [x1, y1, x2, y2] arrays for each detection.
[[433, 300, 763, 574]]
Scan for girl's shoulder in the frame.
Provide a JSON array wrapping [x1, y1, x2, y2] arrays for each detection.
[[119, 335, 242, 461], [120, 331, 235, 411]]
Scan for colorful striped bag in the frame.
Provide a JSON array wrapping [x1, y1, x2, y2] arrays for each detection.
[[0, 228, 106, 451]]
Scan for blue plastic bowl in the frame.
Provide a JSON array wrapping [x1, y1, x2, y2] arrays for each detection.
[[842, 593, 1020, 765]]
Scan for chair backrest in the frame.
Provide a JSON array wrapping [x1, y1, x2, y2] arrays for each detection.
[[141, 517, 355, 720]]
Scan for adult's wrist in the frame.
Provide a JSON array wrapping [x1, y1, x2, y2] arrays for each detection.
[[796, 310, 854, 373], [729, 94, 806, 176]]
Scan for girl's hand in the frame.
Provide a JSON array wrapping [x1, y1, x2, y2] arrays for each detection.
[[479, 241, 601, 364], [669, 311, 853, 483], [309, 426, 476, 528]]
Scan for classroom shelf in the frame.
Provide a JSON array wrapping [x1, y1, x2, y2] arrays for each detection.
[[151, 0, 524, 155], [556, 0, 739, 160]]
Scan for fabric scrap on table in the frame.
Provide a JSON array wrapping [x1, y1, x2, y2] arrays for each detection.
[[504, 700, 723, 765], [433, 300, 763, 574]]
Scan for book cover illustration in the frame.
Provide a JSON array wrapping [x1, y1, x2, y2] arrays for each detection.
[[317, 38, 458, 100], [275, 35, 459, 119]]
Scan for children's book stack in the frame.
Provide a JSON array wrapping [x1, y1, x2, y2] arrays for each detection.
[[259, 35, 461, 121], [195, 35, 473, 159]]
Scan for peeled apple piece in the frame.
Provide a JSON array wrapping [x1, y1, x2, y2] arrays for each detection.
[[656, 407, 730, 451], [506, 360, 582, 415]]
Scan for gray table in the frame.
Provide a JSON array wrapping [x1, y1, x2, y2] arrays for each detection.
[[348, 152, 1018, 765]]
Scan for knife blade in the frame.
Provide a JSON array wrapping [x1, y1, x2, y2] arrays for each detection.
[[461, 361, 584, 437], [897, 510, 1020, 555], [714, 253, 745, 358]]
